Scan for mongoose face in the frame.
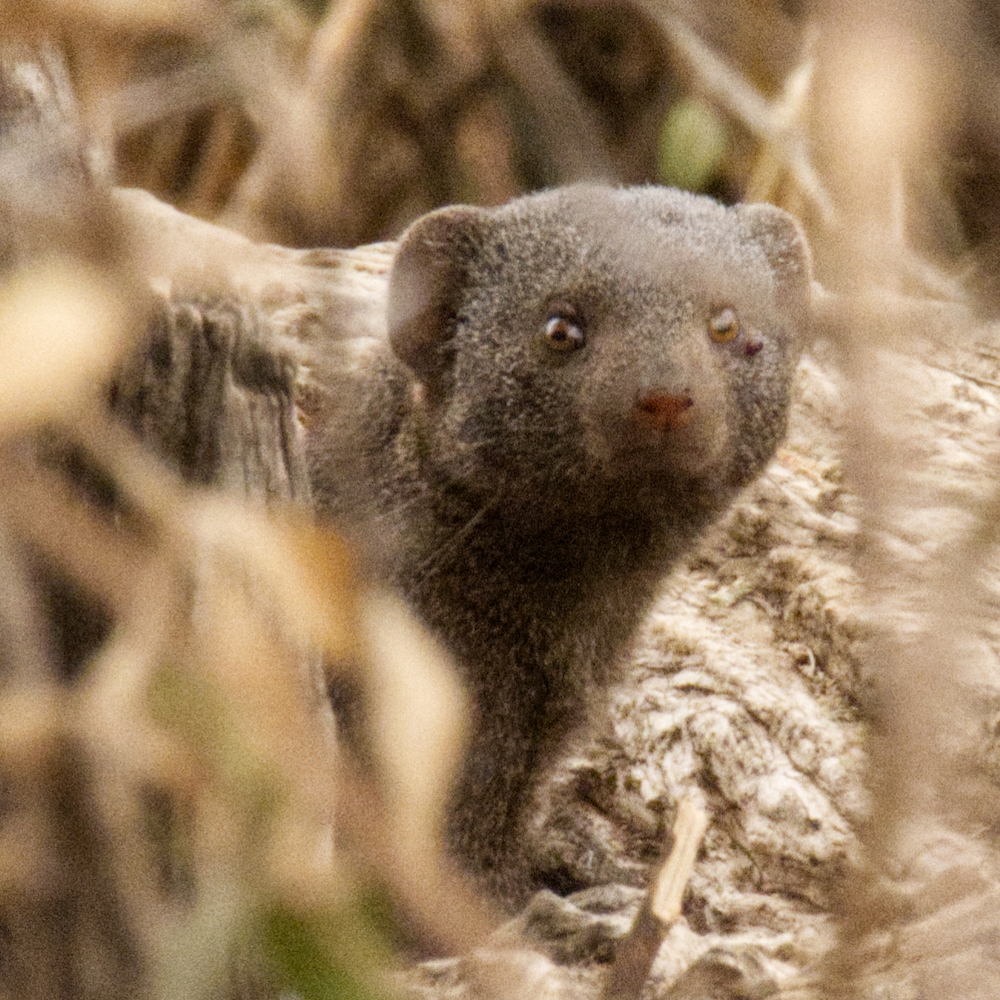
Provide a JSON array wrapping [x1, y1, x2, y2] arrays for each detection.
[[388, 184, 810, 525]]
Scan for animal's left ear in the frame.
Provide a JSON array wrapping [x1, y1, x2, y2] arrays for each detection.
[[737, 203, 812, 312]]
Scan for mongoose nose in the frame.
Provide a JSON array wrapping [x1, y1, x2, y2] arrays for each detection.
[[633, 391, 695, 430]]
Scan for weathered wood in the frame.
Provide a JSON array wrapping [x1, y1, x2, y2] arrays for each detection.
[[113, 186, 394, 345]]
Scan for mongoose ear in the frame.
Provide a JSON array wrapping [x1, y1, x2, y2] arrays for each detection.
[[737, 203, 812, 311], [388, 205, 492, 395]]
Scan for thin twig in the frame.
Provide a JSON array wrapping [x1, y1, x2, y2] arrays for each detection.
[[602, 798, 710, 1000]]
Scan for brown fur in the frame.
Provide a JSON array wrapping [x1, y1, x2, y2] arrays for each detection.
[[307, 184, 811, 905]]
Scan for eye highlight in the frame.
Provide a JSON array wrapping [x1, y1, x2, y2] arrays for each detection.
[[708, 307, 740, 343], [544, 313, 585, 351]]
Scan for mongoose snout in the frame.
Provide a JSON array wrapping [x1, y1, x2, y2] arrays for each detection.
[[633, 391, 696, 430]]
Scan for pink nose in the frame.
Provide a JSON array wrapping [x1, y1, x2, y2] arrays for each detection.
[[633, 392, 695, 430]]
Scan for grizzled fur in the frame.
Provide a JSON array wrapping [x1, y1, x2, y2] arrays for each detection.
[[307, 184, 811, 905]]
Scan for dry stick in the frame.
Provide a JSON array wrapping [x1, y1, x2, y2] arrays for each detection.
[[647, 7, 834, 225], [602, 798, 710, 1000]]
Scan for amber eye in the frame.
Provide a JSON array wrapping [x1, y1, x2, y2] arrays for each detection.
[[544, 314, 585, 351], [708, 307, 740, 343]]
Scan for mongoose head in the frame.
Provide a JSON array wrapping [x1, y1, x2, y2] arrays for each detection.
[[387, 184, 811, 522]]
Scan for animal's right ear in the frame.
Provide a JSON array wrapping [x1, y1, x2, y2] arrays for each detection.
[[387, 205, 492, 397], [736, 202, 812, 314]]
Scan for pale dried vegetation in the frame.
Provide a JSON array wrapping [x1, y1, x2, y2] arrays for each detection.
[[1, 2, 1000, 999]]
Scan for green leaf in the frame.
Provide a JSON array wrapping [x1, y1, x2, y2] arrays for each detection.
[[263, 908, 387, 1000], [658, 97, 729, 192]]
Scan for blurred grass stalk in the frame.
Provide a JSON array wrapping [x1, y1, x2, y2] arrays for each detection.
[[808, 3, 1000, 996], [0, 23, 486, 999]]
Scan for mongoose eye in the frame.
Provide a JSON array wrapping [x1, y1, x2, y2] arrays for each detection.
[[544, 314, 586, 351], [708, 307, 740, 343]]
